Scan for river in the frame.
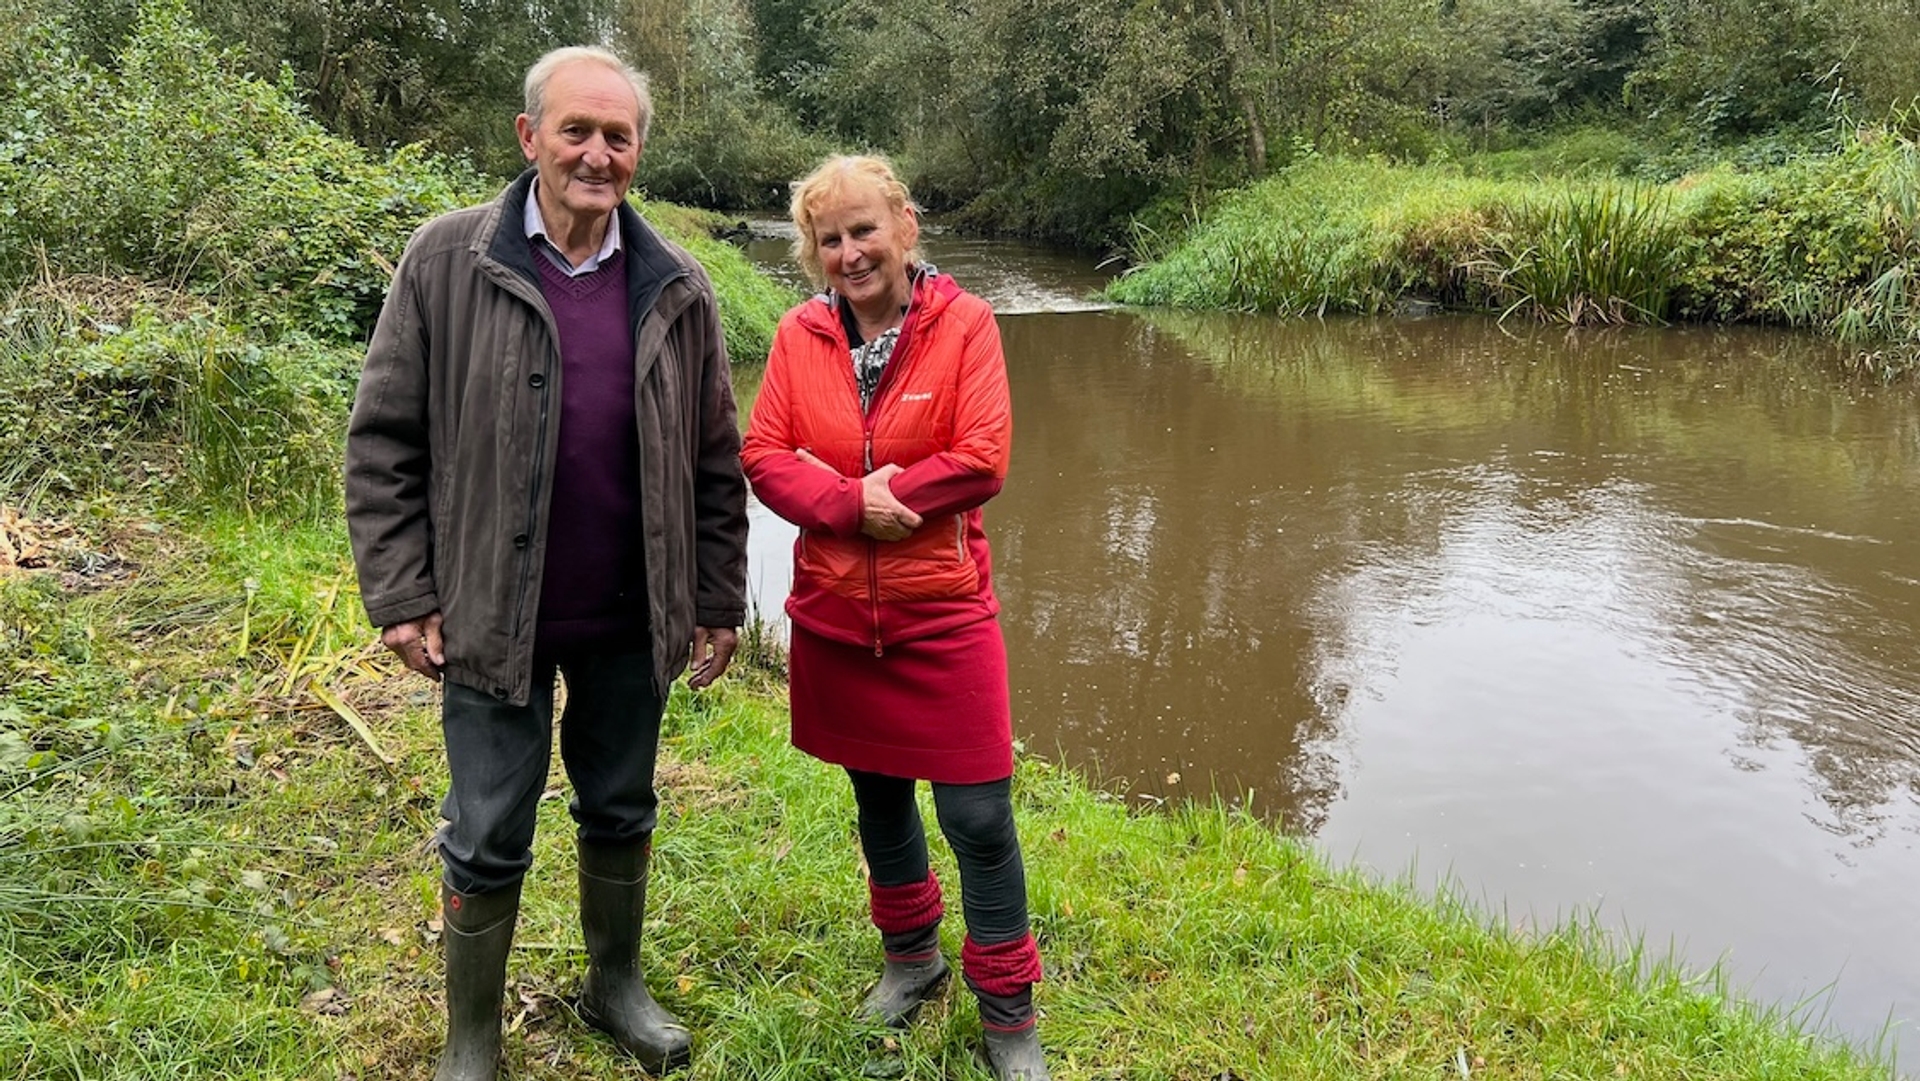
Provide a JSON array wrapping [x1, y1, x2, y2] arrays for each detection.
[[735, 220, 1920, 1071]]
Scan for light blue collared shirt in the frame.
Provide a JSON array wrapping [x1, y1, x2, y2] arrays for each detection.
[[524, 179, 623, 277]]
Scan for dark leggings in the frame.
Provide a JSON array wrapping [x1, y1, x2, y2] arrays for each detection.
[[847, 769, 1030, 945]]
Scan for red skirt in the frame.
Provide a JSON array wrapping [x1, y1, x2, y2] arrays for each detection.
[[788, 617, 1013, 784]]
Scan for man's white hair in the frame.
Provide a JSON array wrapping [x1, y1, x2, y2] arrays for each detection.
[[523, 46, 652, 143]]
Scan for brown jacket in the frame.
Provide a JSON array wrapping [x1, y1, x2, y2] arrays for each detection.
[[345, 172, 748, 704]]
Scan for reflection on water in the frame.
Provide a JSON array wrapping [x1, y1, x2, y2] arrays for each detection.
[[734, 235, 1920, 1067], [1001, 311, 1920, 1069]]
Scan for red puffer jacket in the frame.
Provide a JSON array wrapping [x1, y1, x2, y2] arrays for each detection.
[[742, 272, 1011, 652]]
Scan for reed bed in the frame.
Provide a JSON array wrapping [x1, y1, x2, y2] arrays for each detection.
[[1109, 128, 1920, 378]]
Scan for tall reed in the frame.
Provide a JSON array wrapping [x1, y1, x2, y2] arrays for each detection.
[[1111, 127, 1920, 376], [1480, 185, 1682, 325]]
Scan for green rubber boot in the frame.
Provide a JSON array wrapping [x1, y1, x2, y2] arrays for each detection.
[[578, 839, 692, 1073], [434, 880, 521, 1081]]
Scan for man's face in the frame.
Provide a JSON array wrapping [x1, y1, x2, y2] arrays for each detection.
[[515, 62, 641, 234]]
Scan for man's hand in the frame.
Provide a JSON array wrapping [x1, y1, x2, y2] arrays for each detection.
[[381, 611, 445, 681], [859, 463, 922, 541], [688, 626, 738, 689]]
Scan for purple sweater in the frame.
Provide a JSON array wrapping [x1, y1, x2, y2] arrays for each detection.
[[534, 249, 647, 657]]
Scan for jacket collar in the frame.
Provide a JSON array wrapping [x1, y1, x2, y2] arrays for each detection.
[[483, 169, 687, 320], [799, 265, 960, 339]]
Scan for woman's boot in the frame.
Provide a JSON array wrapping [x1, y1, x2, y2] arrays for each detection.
[[965, 934, 1050, 1081], [578, 838, 692, 1073], [860, 921, 950, 1026], [859, 870, 949, 1026], [435, 880, 521, 1081]]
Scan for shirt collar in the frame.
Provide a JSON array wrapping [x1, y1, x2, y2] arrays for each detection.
[[523, 178, 623, 277]]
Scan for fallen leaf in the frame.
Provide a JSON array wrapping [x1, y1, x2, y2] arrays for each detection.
[[300, 987, 349, 1015]]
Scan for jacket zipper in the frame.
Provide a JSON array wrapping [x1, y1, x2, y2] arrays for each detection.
[[819, 286, 924, 658], [862, 423, 880, 653]]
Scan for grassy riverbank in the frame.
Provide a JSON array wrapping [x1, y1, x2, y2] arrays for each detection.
[[0, 15, 1903, 1075], [1108, 126, 1920, 379], [0, 510, 1902, 1079]]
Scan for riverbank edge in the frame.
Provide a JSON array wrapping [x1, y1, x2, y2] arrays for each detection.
[[0, 512, 1899, 1079], [1107, 138, 1920, 380]]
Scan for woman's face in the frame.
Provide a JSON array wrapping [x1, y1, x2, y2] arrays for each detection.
[[808, 183, 917, 320]]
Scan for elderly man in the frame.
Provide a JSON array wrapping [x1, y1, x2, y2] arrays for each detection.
[[345, 46, 748, 1080]]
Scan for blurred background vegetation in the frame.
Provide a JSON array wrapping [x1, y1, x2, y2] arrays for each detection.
[[0, 0, 1914, 393], [10, 0, 1918, 250]]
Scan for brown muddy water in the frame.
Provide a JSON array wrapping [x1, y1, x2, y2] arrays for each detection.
[[736, 222, 1920, 1069]]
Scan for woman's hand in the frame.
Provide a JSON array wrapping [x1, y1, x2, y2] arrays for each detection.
[[793, 448, 922, 541], [860, 463, 922, 540]]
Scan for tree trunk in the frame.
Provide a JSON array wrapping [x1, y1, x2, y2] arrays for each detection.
[[1212, 0, 1269, 174]]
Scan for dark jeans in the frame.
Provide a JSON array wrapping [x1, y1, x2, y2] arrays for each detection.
[[847, 770, 1030, 945], [438, 650, 664, 895]]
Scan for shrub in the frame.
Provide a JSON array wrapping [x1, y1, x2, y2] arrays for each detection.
[[1110, 129, 1920, 373], [1483, 185, 1682, 324], [0, 0, 476, 344], [0, 282, 359, 520]]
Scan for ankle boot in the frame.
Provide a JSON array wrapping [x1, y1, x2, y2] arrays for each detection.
[[434, 880, 521, 1081], [858, 922, 950, 1027], [973, 977, 1050, 1081], [578, 838, 692, 1073], [981, 1022, 1052, 1081]]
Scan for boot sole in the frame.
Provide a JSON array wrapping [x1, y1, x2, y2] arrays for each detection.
[[580, 1002, 693, 1073]]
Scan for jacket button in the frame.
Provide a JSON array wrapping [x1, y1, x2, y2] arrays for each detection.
[[527, 373, 546, 388], [513, 534, 529, 549]]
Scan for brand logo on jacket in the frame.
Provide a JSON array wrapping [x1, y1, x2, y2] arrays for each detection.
[[900, 391, 933, 402]]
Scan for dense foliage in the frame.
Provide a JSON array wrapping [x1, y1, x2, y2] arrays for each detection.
[[15, 0, 1919, 248], [0, 1, 792, 523], [0, 1, 473, 342]]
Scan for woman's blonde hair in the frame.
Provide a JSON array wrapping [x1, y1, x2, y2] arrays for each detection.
[[789, 154, 923, 288]]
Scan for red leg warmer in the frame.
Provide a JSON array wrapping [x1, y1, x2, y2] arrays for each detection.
[[867, 869, 944, 936], [961, 933, 1044, 1000]]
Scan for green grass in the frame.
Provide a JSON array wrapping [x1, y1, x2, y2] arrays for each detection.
[[0, 511, 1900, 1079], [638, 198, 800, 365]]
